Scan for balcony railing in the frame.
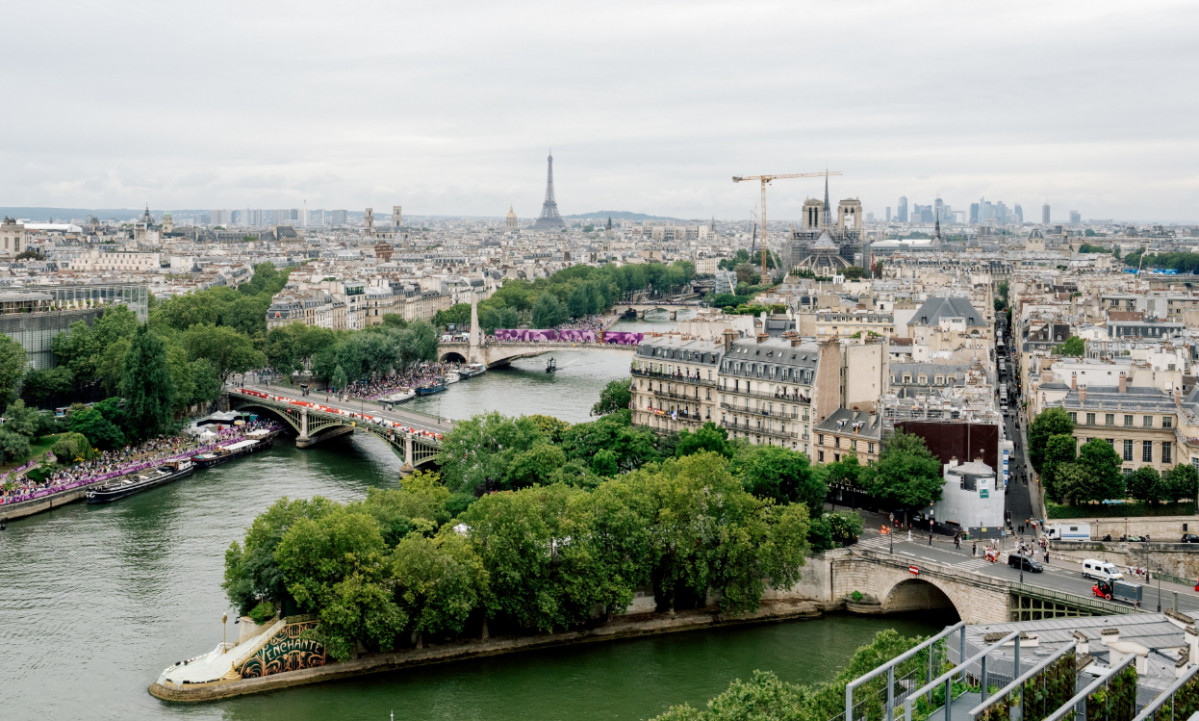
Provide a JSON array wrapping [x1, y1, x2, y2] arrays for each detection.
[[720, 402, 800, 419], [719, 385, 811, 403], [632, 368, 717, 387]]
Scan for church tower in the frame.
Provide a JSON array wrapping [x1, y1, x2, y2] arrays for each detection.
[[506, 205, 519, 230]]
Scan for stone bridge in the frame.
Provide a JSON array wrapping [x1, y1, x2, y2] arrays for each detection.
[[228, 389, 442, 471], [832, 549, 1138, 624], [438, 340, 638, 367]]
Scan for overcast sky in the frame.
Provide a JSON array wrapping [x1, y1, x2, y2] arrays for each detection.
[[5, 0, 1198, 222]]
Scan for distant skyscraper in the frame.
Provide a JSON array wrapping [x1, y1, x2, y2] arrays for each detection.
[[534, 152, 565, 229], [897, 196, 908, 223], [885, 207, 891, 222], [331, 209, 347, 226], [1014, 204, 1023, 224], [969, 203, 980, 225], [1041, 204, 1051, 225], [1069, 210, 1081, 225]]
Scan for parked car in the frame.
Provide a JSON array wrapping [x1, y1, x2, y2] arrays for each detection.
[[1182, 534, 1199, 543], [1007, 553, 1044, 573]]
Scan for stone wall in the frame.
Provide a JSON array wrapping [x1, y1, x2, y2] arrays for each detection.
[[1058, 515, 1199, 541], [1047, 541, 1199, 582]]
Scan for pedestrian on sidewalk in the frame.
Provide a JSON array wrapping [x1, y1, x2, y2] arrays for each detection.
[[972, 541, 977, 557], [1044, 549, 1049, 564], [929, 532, 933, 546]]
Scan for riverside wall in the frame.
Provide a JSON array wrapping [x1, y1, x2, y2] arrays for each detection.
[[0, 480, 107, 522], [149, 598, 825, 702]]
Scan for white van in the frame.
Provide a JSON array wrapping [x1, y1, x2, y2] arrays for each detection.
[[1082, 559, 1124, 582]]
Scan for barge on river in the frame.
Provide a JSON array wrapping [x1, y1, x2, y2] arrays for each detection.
[[85, 459, 195, 504], [190, 430, 275, 469]]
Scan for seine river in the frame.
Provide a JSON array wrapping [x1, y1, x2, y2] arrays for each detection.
[[0, 315, 943, 721]]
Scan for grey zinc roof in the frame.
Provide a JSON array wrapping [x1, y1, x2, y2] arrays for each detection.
[[910, 296, 986, 327]]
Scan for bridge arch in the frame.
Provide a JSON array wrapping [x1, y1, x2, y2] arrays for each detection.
[[881, 578, 962, 620], [439, 351, 468, 364]]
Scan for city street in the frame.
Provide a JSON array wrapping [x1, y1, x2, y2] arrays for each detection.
[[854, 517, 1199, 614]]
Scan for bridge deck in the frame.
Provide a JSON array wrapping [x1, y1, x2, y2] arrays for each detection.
[[234, 385, 453, 439]]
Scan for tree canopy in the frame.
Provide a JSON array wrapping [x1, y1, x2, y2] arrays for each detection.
[[861, 430, 944, 508], [1029, 408, 1074, 473]]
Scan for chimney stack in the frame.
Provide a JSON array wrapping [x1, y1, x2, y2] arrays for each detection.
[[722, 329, 737, 353], [1071, 372, 1077, 390], [1079, 385, 1087, 404], [1118, 373, 1127, 394], [757, 333, 768, 344], [1175, 387, 1183, 407]]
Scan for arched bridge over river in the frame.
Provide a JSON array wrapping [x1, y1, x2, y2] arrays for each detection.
[[228, 386, 448, 471], [833, 548, 1145, 624]]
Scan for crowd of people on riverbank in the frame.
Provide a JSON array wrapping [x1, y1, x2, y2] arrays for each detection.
[[335, 362, 459, 401], [1, 420, 279, 505]]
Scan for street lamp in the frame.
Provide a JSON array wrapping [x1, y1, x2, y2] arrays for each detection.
[[222, 613, 228, 653], [1157, 564, 1163, 613]]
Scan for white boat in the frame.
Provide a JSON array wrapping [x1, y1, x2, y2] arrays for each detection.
[[384, 388, 415, 403], [444, 370, 461, 384]]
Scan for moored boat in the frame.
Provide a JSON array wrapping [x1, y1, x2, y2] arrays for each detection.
[[383, 388, 416, 403], [85, 459, 195, 504], [415, 379, 447, 396], [458, 363, 487, 379], [191, 433, 274, 469], [444, 370, 461, 384]]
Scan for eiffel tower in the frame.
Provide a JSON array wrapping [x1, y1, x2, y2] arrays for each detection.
[[534, 151, 565, 229]]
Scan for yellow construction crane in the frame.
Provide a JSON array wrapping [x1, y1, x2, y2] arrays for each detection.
[[733, 170, 843, 284]]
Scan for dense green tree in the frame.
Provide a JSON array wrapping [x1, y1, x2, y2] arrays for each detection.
[[67, 405, 126, 450], [590, 448, 619, 476], [1056, 336, 1086, 357], [121, 326, 176, 441], [437, 412, 546, 494], [591, 378, 632, 416], [97, 338, 130, 394], [559, 410, 660, 473], [675, 422, 732, 459], [182, 323, 265, 381], [51, 432, 94, 463], [1052, 462, 1093, 506], [1041, 433, 1077, 500], [19, 366, 74, 408], [397, 320, 439, 370], [527, 414, 571, 443], [3, 399, 41, 439], [861, 430, 944, 508], [1165, 464, 1199, 504], [0, 334, 28, 409], [732, 444, 825, 512], [1077, 438, 1125, 502], [331, 364, 348, 391], [505, 443, 568, 489], [1127, 466, 1165, 505], [1028, 407, 1074, 473], [807, 511, 865, 552], [531, 292, 568, 328], [391, 532, 487, 643], [0, 428, 31, 463], [432, 303, 471, 329]]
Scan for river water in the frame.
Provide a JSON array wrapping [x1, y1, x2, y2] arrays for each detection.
[[406, 315, 677, 423], [1, 315, 945, 721]]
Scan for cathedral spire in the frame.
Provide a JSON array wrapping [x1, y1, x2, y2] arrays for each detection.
[[821, 169, 831, 227]]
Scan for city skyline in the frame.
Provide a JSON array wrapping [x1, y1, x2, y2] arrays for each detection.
[[4, 0, 1198, 222]]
